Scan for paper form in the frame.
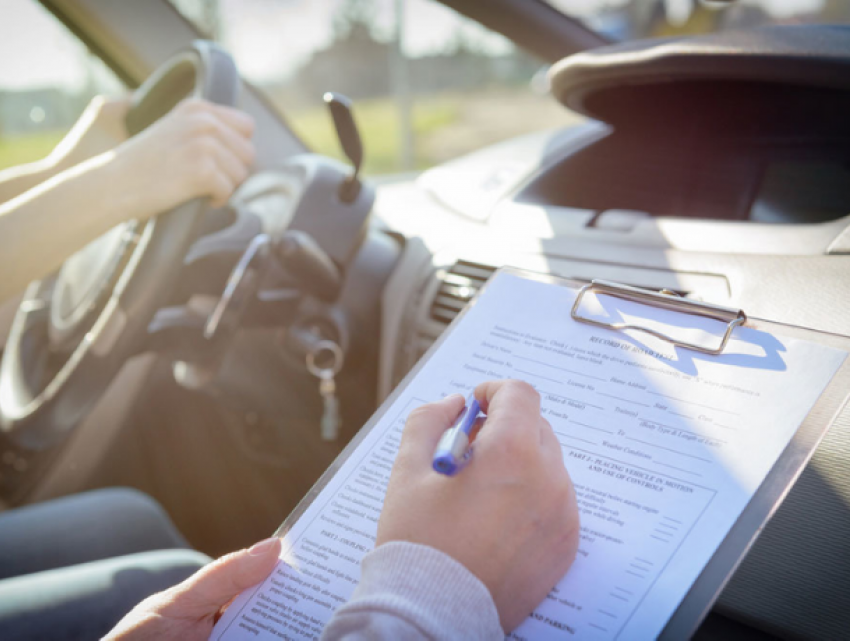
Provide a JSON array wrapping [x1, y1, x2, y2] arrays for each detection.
[[211, 272, 846, 640]]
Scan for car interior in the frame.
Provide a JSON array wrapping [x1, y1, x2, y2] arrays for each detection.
[[0, 0, 849, 638]]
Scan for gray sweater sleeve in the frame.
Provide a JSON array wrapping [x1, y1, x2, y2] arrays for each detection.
[[320, 541, 504, 640]]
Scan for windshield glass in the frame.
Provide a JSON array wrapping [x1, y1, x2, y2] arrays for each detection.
[[0, 0, 125, 170], [171, 0, 849, 177], [170, 0, 581, 176], [545, 0, 850, 41]]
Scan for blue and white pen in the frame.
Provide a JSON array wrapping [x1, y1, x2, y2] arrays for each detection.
[[432, 395, 483, 476]]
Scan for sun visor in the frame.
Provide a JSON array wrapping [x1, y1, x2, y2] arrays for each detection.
[[548, 25, 850, 128]]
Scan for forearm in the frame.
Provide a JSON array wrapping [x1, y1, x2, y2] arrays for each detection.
[[0, 98, 256, 304], [0, 96, 130, 205], [0, 151, 133, 302], [321, 542, 504, 640], [0, 155, 70, 205]]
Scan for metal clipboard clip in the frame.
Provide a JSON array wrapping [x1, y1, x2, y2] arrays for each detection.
[[571, 280, 747, 356]]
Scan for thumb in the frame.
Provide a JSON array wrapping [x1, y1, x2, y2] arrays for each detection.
[[173, 537, 281, 616], [399, 394, 465, 464]]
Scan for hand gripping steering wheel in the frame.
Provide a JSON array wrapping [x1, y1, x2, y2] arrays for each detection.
[[0, 41, 240, 449]]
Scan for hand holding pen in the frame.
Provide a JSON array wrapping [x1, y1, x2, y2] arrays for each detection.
[[376, 380, 580, 633]]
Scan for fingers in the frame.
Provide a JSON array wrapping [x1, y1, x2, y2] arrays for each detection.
[[398, 394, 465, 466], [175, 100, 255, 206], [175, 537, 281, 615], [205, 164, 237, 208], [475, 380, 541, 422], [538, 416, 565, 467], [204, 101, 255, 138], [198, 137, 250, 206], [190, 109, 255, 167], [474, 379, 542, 442]]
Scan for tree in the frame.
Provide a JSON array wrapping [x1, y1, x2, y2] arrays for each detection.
[[822, 0, 850, 21], [333, 0, 380, 41]]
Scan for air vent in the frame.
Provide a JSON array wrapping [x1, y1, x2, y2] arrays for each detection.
[[391, 260, 497, 390], [429, 260, 496, 326]]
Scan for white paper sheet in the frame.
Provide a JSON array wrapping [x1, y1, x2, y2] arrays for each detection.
[[211, 271, 846, 640]]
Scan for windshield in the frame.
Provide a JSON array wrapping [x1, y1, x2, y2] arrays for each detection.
[[170, 0, 580, 176], [171, 0, 850, 177], [545, 0, 850, 41]]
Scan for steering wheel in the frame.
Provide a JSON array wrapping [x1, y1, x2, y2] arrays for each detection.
[[0, 41, 240, 450]]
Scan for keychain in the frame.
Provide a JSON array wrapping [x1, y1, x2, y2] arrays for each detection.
[[306, 340, 344, 441]]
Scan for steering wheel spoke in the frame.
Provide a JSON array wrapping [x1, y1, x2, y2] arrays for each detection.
[[17, 279, 53, 321]]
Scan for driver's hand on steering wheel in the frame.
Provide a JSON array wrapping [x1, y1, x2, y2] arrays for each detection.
[[110, 98, 255, 217], [0, 96, 255, 304]]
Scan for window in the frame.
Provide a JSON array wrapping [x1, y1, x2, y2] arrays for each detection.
[[171, 0, 583, 175], [0, 0, 125, 170], [544, 0, 850, 42]]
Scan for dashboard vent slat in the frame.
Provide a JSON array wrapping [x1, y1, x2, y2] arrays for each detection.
[[431, 306, 459, 324], [395, 260, 497, 388], [433, 293, 469, 311], [428, 261, 496, 327]]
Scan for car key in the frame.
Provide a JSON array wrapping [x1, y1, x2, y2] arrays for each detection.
[[317, 369, 339, 441], [306, 340, 344, 441]]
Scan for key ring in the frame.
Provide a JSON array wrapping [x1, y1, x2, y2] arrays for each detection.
[[306, 340, 344, 378]]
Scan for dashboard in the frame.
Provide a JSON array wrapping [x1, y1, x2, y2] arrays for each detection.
[[377, 121, 850, 391]]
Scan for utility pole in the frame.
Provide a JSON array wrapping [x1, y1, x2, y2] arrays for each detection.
[[202, 0, 221, 40], [390, 0, 413, 171]]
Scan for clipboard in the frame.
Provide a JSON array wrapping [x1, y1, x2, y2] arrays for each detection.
[[271, 267, 850, 640]]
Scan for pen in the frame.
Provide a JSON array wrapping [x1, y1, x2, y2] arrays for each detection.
[[432, 396, 482, 476]]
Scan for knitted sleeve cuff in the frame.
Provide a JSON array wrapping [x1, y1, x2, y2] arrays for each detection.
[[330, 541, 504, 640]]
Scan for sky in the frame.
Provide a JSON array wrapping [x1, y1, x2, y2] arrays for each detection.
[[0, 0, 93, 90], [216, 0, 514, 83], [546, 0, 825, 18], [0, 0, 832, 91]]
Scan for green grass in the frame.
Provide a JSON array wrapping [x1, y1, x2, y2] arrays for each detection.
[[0, 96, 460, 176], [289, 96, 458, 175], [0, 130, 64, 171]]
